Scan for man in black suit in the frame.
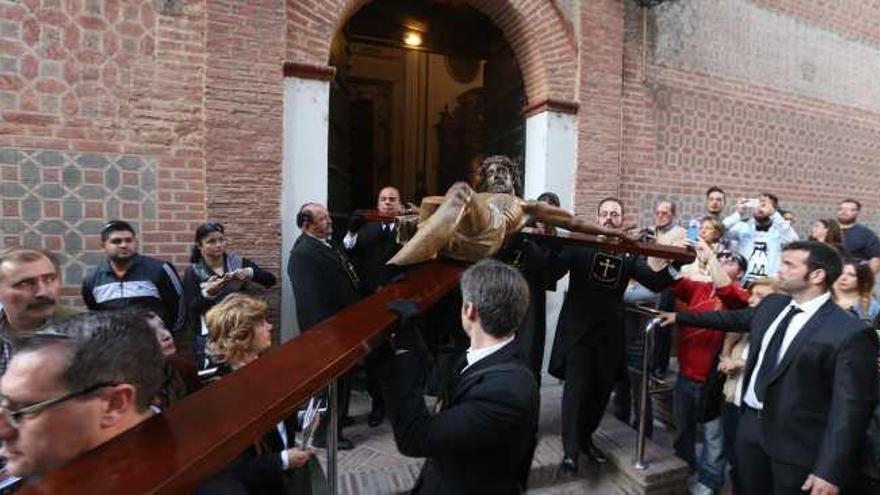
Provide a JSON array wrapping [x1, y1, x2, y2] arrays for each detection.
[[380, 259, 540, 494], [660, 241, 878, 494], [287, 202, 361, 449], [549, 197, 675, 473], [343, 186, 404, 427]]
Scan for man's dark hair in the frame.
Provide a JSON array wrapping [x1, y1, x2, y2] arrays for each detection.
[[536, 192, 560, 207], [841, 198, 862, 211], [100, 220, 136, 242], [759, 192, 779, 209], [706, 186, 725, 198], [597, 197, 625, 216], [17, 311, 165, 412], [460, 259, 529, 338], [782, 240, 843, 290], [296, 203, 317, 228]]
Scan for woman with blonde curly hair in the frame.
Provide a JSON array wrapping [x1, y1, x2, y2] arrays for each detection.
[[206, 293, 273, 367], [204, 294, 315, 494]]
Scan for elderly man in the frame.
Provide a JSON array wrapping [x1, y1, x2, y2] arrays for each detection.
[[379, 259, 539, 493], [0, 247, 78, 377], [288, 202, 360, 448], [0, 311, 164, 484]]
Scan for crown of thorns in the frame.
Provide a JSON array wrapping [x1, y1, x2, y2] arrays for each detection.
[[478, 155, 522, 195]]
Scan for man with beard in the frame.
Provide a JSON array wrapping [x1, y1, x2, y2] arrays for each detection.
[[837, 198, 880, 273], [82, 220, 183, 330], [724, 193, 799, 284], [471, 155, 558, 376], [658, 241, 877, 495], [0, 247, 78, 377], [478, 155, 522, 195], [548, 197, 676, 474], [687, 187, 737, 248]]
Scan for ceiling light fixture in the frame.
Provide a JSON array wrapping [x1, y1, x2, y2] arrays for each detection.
[[403, 31, 423, 47]]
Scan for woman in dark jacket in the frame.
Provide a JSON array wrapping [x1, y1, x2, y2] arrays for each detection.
[[177, 222, 276, 369], [204, 294, 316, 495]]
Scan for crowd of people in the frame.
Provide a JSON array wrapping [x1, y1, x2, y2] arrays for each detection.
[[0, 155, 879, 494]]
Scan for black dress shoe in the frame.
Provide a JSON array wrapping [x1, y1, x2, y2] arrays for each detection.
[[368, 406, 384, 427], [561, 456, 578, 474], [583, 442, 608, 464], [312, 435, 355, 450]]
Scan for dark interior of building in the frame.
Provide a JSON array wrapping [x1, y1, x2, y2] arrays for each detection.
[[328, 0, 525, 221]]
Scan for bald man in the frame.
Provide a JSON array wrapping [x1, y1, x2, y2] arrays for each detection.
[[287, 202, 361, 449]]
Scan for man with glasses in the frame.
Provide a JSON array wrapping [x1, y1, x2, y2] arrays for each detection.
[[0, 247, 79, 378], [81, 220, 183, 330], [0, 311, 164, 482], [547, 197, 677, 474]]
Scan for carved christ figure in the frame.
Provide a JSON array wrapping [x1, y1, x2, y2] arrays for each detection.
[[388, 182, 632, 265]]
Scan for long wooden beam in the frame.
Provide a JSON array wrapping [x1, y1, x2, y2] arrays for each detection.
[[20, 262, 465, 495], [520, 227, 696, 263]]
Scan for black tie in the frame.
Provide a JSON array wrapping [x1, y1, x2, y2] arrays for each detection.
[[755, 306, 802, 402]]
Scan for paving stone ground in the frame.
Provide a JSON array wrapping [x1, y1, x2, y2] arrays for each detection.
[[314, 376, 684, 494]]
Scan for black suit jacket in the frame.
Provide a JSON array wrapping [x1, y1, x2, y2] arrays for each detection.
[[678, 293, 878, 486], [230, 416, 300, 494], [287, 234, 360, 332], [381, 340, 539, 494], [346, 223, 401, 295], [548, 246, 674, 379]]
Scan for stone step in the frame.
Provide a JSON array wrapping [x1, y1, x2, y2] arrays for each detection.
[[319, 382, 688, 494]]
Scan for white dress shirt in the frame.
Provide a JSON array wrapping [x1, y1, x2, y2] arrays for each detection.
[[743, 291, 831, 410], [462, 335, 516, 373]]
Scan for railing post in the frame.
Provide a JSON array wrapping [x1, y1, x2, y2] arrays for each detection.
[[634, 317, 660, 470], [328, 379, 339, 494]]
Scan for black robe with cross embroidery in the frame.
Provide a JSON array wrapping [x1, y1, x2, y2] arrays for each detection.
[[547, 245, 674, 379]]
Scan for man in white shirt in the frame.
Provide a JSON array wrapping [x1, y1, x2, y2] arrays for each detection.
[[724, 192, 799, 283], [379, 259, 540, 494], [660, 241, 877, 494]]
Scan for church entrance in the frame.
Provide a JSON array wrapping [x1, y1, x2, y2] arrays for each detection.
[[327, 0, 526, 220]]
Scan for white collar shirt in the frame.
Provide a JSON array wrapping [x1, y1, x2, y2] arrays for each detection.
[[462, 335, 515, 373], [743, 291, 831, 410]]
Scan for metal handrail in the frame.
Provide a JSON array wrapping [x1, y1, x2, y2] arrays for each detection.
[[633, 316, 661, 470]]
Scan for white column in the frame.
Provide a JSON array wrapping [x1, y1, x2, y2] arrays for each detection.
[[524, 109, 577, 374], [280, 76, 330, 342], [524, 110, 577, 210]]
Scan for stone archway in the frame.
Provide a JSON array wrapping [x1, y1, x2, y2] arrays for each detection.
[[280, 0, 580, 339], [286, 0, 579, 106]]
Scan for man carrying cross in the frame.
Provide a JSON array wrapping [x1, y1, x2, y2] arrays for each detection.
[[548, 197, 677, 474]]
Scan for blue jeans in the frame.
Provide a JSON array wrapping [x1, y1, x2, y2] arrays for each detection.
[[673, 375, 726, 490]]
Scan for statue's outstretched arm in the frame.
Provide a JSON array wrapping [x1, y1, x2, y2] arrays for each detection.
[[522, 200, 632, 240]]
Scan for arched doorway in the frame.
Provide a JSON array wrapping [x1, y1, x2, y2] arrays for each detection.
[[280, 0, 579, 338], [327, 0, 526, 219]]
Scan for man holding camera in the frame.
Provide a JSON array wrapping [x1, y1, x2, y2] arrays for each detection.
[[724, 193, 799, 283]]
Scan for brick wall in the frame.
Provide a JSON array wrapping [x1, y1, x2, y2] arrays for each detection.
[[0, 0, 206, 306], [4, 0, 880, 310], [204, 0, 286, 318], [618, 0, 880, 235], [285, 0, 578, 105]]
